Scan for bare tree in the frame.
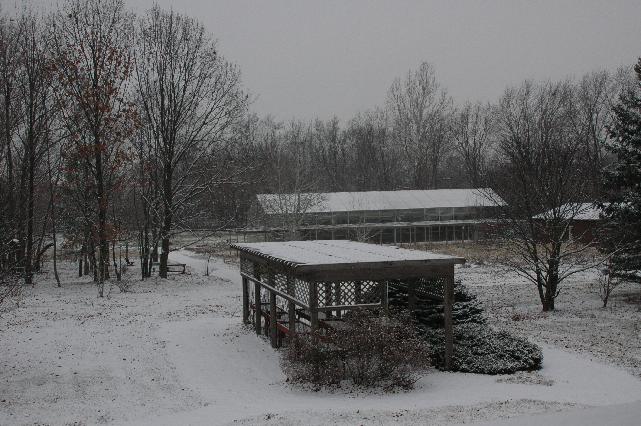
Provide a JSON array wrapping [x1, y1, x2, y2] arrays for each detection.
[[0, 14, 20, 274], [451, 102, 493, 187], [134, 6, 247, 278], [50, 0, 137, 296], [345, 109, 400, 191], [387, 62, 452, 189], [489, 80, 601, 311], [13, 11, 55, 285], [258, 121, 325, 241]]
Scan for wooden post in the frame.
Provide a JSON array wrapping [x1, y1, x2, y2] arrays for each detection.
[[381, 281, 389, 315], [287, 276, 296, 335], [408, 282, 416, 312], [254, 280, 261, 335], [335, 282, 342, 319], [443, 266, 455, 370], [324, 282, 332, 319], [354, 281, 362, 305], [242, 276, 249, 324], [269, 290, 278, 348], [309, 281, 319, 335]]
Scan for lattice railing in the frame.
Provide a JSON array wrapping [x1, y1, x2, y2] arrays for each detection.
[[241, 257, 387, 309], [316, 280, 383, 307]]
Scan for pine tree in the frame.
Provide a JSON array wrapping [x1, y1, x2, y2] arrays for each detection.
[[602, 58, 641, 283]]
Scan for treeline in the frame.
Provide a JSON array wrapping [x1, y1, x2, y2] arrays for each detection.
[[0, 0, 248, 294], [0, 0, 636, 298], [236, 63, 633, 209]]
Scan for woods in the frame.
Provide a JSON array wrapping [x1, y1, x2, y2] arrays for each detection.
[[0, 1, 638, 310]]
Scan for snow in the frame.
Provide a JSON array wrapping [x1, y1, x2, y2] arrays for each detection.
[[258, 188, 503, 214], [470, 402, 641, 426], [534, 202, 606, 221], [1, 249, 640, 425], [231, 240, 465, 267], [458, 262, 641, 376]]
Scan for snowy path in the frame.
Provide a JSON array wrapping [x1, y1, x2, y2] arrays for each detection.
[[123, 250, 641, 425]]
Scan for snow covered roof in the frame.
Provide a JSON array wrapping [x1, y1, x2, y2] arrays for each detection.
[[257, 188, 503, 215], [534, 203, 606, 221], [230, 240, 465, 270]]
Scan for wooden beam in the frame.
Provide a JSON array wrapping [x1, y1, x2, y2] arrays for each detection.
[[287, 276, 296, 335], [301, 263, 459, 282], [381, 281, 389, 315], [269, 290, 278, 348], [443, 265, 455, 370], [335, 282, 342, 319], [254, 280, 261, 335], [242, 276, 249, 324], [309, 281, 319, 335], [315, 303, 381, 312], [408, 283, 416, 312]]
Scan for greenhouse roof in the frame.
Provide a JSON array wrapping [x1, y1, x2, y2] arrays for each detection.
[[257, 188, 503, 215]]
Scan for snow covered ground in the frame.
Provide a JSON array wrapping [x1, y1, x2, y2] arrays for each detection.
[[1, 249, 640, 425], [458, 262, 641, 378]]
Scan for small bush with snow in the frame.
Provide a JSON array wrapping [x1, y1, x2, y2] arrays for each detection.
[[282, 310, 431, 389], [425, 323, 543, 374]]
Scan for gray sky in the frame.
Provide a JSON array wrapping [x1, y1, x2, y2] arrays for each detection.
[[29, 0, 641, 120]]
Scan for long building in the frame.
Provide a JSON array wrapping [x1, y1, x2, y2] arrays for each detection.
[[247, 188, 505, 244]]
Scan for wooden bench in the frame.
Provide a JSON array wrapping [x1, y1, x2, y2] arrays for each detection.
[[151, 262, 187, 274]]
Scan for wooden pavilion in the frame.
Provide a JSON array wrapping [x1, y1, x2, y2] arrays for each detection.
[[230, 240, 465, 369]]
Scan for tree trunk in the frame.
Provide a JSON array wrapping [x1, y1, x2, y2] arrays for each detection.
[[49, 169, 61, 287], [159, 164, 173, 279], [94, 137, 110, 288], [24, 143, 35, 285], [78, 249, 83, 278]]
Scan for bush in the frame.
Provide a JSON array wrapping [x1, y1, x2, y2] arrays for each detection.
[[389, 280, 542, 374], [388, 280, 486, 329], [425, 323, 543, 374], [282, 310, 431, 389], [283, 332, 345, 386]]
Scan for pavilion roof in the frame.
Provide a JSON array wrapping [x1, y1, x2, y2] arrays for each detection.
[[230, 240, 464, 274]]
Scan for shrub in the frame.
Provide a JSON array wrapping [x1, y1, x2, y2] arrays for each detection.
[[389, 280, 542, 374], [282, 310, 431, 389], [388, 280, 486, 329], [425, 323, 543, 374], [282, 332, 345, 386]]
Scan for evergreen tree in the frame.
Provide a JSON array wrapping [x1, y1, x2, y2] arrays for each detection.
[[602, 58, 641, 283]]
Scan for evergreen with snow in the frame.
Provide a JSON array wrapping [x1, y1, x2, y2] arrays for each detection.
[[389, 281, 542, 374], [602, 58, 641, 283]]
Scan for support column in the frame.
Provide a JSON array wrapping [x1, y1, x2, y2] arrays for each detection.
[[381, 281, 389, 315], [287, 276, 296, 335], [242, 276, 249, 324], [269, 290, 278, 348], [443, 265, 455, 370], [408, 282, 416, 312], [324, 283, 332, 319], [309, 281, 319, 335], [335, 282, 342, 319], [254, 280, 262, 335]]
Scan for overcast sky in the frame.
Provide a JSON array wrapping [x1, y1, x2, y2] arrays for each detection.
[[22, 0, 641, 120]]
